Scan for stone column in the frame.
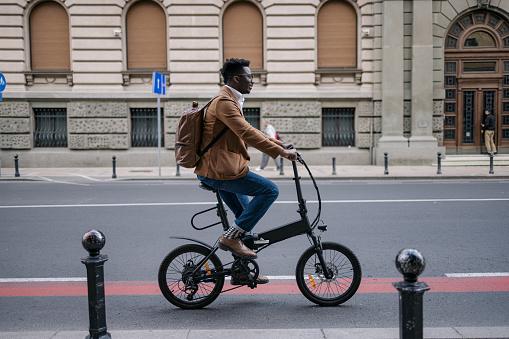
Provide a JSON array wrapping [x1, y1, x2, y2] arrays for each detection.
[[408, 0, 438, 163], [376, 0, 407, 164]]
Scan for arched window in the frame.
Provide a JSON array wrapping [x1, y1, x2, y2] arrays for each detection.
[[29, 1, 70, 71], [317, 0, 357, 68], [464, 31, 497, 48], [223, 1, 263, 70], [126, 1, 167, 70]]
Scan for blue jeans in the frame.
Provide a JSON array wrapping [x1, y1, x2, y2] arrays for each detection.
[[197, 171, 279, 232]]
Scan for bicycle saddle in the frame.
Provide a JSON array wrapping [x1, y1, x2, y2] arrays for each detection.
[[199, 182, 216, 193]]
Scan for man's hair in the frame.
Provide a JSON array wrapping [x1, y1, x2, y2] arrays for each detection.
[[221, 58, 250, 83]]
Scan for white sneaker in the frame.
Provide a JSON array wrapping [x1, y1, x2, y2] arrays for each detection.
[[255, 167, 262, 171]]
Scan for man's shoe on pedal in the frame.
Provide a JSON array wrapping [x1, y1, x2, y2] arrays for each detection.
[[218, 235, 257, 259]]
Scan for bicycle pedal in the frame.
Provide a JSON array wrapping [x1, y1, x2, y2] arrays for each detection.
[[253, 237, 270, 245]]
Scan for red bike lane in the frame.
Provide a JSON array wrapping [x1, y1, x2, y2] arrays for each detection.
[[1, 276, 508, 297]]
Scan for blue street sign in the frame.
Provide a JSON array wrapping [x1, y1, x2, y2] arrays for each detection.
[[0, 72, 6, 102], [152, 72, 166, 95]]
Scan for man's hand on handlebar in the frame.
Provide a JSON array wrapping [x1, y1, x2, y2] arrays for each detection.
[[281, 144, 298, 161]]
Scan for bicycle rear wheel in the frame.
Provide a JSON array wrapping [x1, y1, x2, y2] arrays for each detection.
[[295, 242, 361, 306], [158, 244, 224, 309]]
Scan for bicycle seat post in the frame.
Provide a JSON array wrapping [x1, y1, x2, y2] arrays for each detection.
[[215, 191, 230, 231]]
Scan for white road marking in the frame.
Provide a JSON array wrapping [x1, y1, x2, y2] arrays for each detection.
[[2, 274, 508, 283], [0, 277, 86, 283], [445, 272, 509, 278], [75, 175, 108, 182], [35, 176, 89, 187], [0, 198, 508, 209]]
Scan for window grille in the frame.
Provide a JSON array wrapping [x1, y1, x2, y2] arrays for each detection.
[[33, 108, 67, 147], [243, 108, 260, 130], [130, 108, 164, 147], [322, 108, 355, 146]]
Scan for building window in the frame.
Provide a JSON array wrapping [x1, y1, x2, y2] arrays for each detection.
[[130, 108, 164, 147], [126, 1, 167, 70], [33, 108, 68, 147], [463, 61, 496, 72], [317, 0, 357, 68], [322, 108, 355, 146], [243, 108, 260, 130], [29, 1, 70, 71], [464, 31, 496, 48], [223, 1, 263, 70]]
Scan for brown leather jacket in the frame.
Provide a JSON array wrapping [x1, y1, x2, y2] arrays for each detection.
[[195, 86, 285, 180]]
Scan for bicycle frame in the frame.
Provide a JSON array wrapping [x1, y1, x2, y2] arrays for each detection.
[[179, 155, 333, 280]]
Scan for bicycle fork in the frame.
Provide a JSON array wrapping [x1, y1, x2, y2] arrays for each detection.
[[308, 232, 333, 280]]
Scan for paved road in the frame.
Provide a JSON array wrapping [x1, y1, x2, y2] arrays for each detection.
[[0, 179, 508, 331]]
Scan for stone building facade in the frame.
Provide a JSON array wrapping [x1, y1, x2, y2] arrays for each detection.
[[1, 0, 509, 167]]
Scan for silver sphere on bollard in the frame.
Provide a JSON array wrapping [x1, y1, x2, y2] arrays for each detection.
[[82, 229, 106, 256], [395, 248, 425, 283]]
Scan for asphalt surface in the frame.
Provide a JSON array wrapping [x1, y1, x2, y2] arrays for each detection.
[[0, 178, 508, 335]]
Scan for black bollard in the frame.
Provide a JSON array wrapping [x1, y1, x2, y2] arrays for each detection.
[[111, 156, 117, 179], [81, 230, 112, 339], [437, 152, 442, 175], [14, 154, 20, 177], [279, 157, 284, 175], [489, 153, 494, 174], [393, 249, 430, 339], [176, 163, 181, 177], [384, 152, 389, 175], [332, 157, 337, 175]]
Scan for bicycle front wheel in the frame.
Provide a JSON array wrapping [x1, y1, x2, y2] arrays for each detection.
[[158, 244, 224, 309], [295, 242, 361, 306]]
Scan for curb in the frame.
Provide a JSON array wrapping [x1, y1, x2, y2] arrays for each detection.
[[2, 175, 509, 181]]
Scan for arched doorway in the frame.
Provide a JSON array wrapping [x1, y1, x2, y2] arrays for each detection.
[[444, 10, 509, 153]]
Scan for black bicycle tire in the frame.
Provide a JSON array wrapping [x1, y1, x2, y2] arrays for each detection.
[[295, 242, 361, 306], [158, 244, 224, 309]]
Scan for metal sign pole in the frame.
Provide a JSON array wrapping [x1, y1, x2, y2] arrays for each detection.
[[157, 94, 161, 177], [153, 72, 166, 177]]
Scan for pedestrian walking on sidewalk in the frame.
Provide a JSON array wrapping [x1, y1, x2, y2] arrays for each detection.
[[194, 58, 297, 284], [256, 120, 281, 171], [482, 109, 497, 155]]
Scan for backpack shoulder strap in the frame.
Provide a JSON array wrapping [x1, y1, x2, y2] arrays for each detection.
[[198, 96, 229, 156]]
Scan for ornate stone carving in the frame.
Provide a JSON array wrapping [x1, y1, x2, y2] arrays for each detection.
[[477, 0, 490, 9], [24, 72, 73, 87]]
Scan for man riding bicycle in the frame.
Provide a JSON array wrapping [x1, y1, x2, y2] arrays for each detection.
[[195, 58, 297, 284]]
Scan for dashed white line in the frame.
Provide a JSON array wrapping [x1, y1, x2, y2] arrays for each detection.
[[0, 277, 86, 283], [445, 272, 509, 278]]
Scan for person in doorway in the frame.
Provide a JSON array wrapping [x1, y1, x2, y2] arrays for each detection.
[[482, 109, 497, 155], [256, 120, 281, 171], [195, 58, 297, 284]]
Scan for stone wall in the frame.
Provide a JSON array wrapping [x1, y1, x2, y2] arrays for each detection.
[[0, 102, 31, 149], [68, 102, 129, 149]]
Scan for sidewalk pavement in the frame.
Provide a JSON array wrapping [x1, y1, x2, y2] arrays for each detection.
[[1, 327, 509, 339], [1, 163, 509, 181]]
